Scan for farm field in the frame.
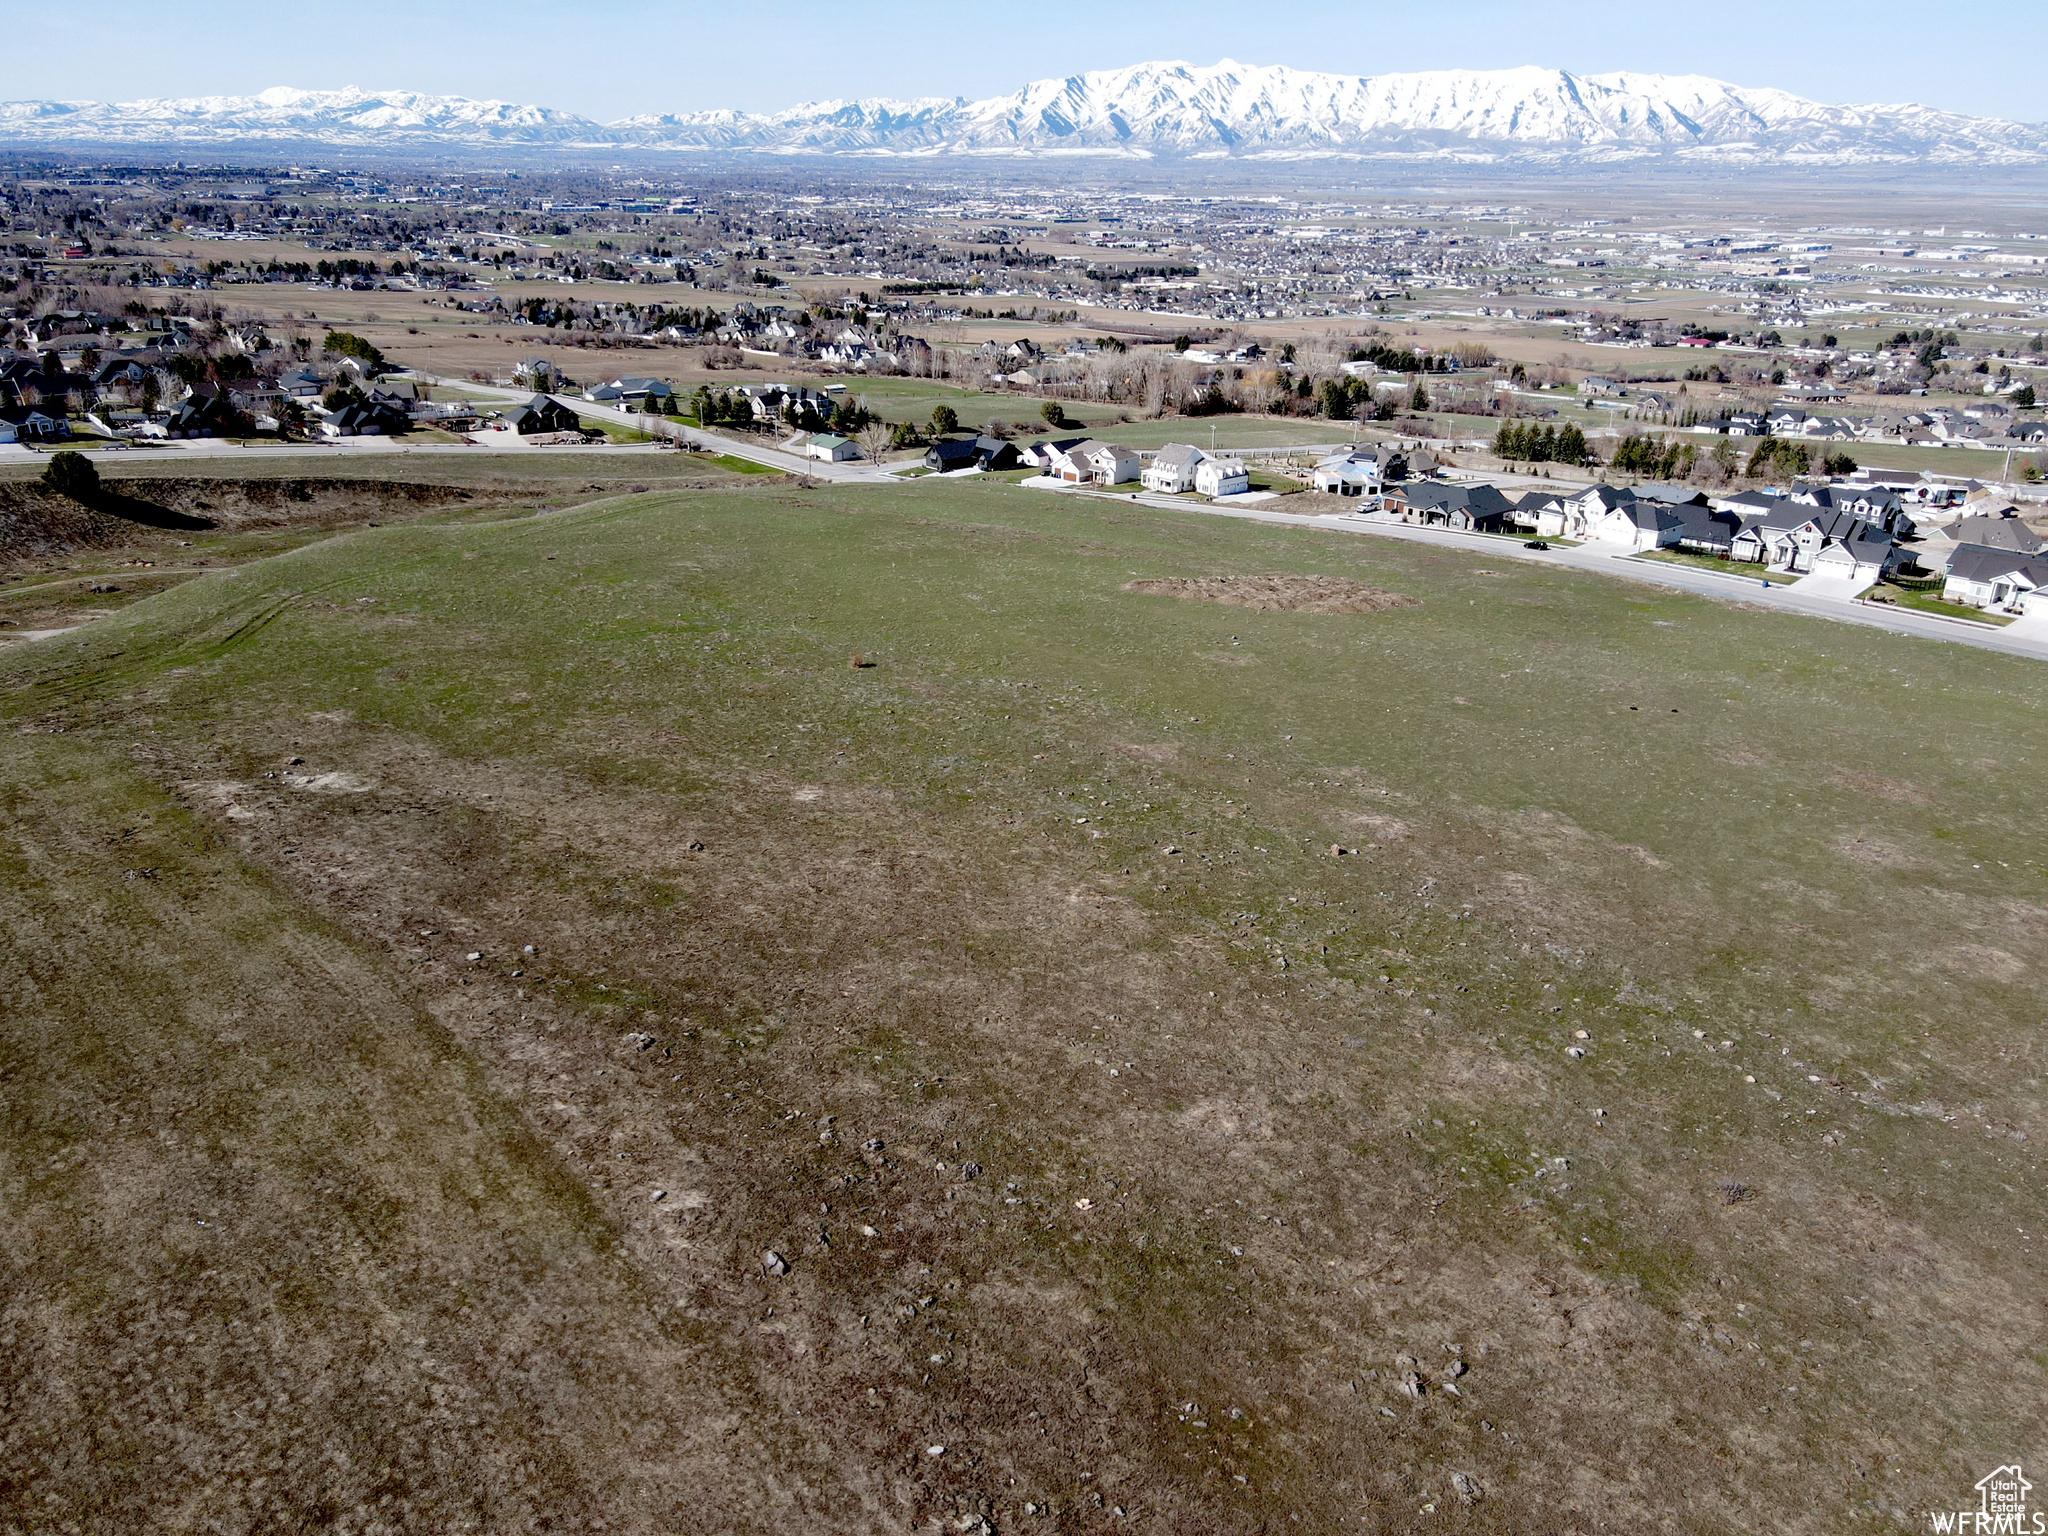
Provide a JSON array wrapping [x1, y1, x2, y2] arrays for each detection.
[[1, 469, 2042, 1533]]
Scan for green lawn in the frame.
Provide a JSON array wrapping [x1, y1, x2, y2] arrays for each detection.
[[1636, 548, 1798, 584], [1869, 583, 2014, 625], [709, 452, 781, 475], [2, 474, 2040, 1529]]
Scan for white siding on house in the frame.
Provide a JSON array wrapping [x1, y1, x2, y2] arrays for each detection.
[[1195, 459, 1249, 497]]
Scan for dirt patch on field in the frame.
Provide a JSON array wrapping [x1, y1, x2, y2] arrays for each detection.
[[1836, 832, 1919, 868], [1109, 742, 1179, 764], [1715, 744, 1774, 768], [1123, 574, 1418, 615], [1829, 767, 1931, 806]]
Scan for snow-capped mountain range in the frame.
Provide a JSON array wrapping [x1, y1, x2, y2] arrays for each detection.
[[2, 63, 2044, 165]]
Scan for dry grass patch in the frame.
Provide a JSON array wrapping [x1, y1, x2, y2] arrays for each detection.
[[1123, 574, 1419, 615]]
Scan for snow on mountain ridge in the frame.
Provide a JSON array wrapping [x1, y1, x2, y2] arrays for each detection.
[[0, 62, 2042, 162]]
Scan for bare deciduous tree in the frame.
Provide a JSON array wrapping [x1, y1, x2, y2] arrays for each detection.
[[856, 421, 893, 465]]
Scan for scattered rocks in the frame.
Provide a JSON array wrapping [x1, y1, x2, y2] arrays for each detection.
[[1565, 1046, 1587, 1059], [761, 1250, 789, 1277], [862, 1137, 885, 1153], [649, 1189, 666, 1203], [1449, 1470, 1484, 1507]]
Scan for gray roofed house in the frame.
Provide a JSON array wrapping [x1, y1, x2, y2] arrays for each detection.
[[1711, 489, 1784, 517], [1731, 501, 1892, 573], [1142, 442, 1208, 494], [1660, 500, 1742, 554], [1946, 512, 2046, 555], [1633, 482, 1708, 507], [1398, 480, 1514, 532], [1942, 543, 2048, 611]]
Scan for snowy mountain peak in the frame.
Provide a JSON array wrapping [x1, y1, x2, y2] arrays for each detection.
[[0, 62, 2042, 164]]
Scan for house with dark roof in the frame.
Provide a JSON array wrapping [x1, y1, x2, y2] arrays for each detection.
[[1653, 498, 1742, 555], [320, 396, 411, 438], [0, 403, 69, 442], [1730, 502, 1894, 575], [1809, 530, 1903, 585], [1943, 544, 2048, 611], [586, 376, 673, 409], [1711, 489, 1785, 519], [1791, 483, 1913, 535], [1945, 512, 2046, 556], [507, 394, 583, 436], [924, 435, 1020, 473], [165, 392, 245, 439], [1398, 480, 1513, 532], [92, 357, 153, 392]]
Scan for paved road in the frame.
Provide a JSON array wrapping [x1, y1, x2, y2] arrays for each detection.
[[1038, 480, 2048, 664], [410, 374, 902, 484]]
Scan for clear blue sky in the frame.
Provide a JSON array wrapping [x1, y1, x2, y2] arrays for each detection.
[[6, 0, 2042, 124]]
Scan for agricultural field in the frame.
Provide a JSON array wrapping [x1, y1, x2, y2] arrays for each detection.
[[1, 467, 2042, 1533]]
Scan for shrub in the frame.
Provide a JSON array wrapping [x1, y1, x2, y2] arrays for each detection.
[[40, 450, 99, 501]]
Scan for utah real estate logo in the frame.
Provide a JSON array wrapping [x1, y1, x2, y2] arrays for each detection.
[[1933, 1466, 2039, 1534]]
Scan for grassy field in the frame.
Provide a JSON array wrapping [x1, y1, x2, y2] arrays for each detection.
[[1, 470, 2042, 1532]]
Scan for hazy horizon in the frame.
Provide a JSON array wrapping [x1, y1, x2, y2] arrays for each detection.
[[4, 0, 2044, 127]]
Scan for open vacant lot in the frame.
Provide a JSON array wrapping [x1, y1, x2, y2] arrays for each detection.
[[2, 470, 2041, 1533]]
